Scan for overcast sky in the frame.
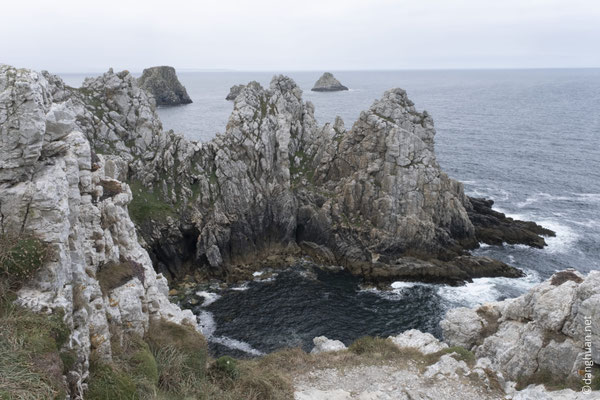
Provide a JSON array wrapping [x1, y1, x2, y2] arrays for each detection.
[[2, 0, 600, 73]]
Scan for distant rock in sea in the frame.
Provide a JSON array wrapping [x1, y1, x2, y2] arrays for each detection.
[[311, 72, 348, 92], [226, 84, 245, 100], [137, 66, 192, 106]]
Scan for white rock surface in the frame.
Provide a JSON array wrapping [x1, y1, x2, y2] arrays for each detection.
[[0, 64, 196, 398], [442, 270, 599, 382], [389, 329, 448, 354], [311, 336, 347, 354]]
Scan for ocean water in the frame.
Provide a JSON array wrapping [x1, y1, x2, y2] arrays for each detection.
[[60, 69, 600, 357]]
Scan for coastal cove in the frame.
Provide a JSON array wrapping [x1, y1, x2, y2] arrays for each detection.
[[60, 69, 600, 358]]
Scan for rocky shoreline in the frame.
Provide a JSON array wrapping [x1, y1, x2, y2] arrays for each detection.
[[299, 270, 599, 399], [33, 65, 554, 287], [1, 63, 581, 399]]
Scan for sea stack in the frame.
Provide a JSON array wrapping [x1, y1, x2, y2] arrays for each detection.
[[311, 72, 348, 92], [137, 66, 192, 106]]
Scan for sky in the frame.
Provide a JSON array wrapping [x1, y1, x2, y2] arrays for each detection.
[[2, 0, 600, 73]]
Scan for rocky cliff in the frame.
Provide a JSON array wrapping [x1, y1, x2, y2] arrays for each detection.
[[226, 84, 245, 100], [137, 66, 192, 106], [0, 65, 195, 398], [311, 72, 349, 91], [37, 67, 552, 285], [442, 269, 599, 387]]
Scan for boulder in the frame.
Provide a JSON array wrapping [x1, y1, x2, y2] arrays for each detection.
[[137, 66, 192, 105], [311, 336, 347, 354], [311, 72, 348, 92], [389, 329, 448, 354]]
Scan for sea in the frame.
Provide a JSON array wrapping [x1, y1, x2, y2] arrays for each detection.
[[60, 69, 600, 357]]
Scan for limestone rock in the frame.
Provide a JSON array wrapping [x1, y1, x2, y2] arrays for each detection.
[[311, 72, 349, 92], [26, 66, 549, 285], [389, 329, 448, 354], [226, 84, 245, 100], [0, 64, 196, 399], [137, 66, 192, 106], [441, 269, 598, 383], [311, 336, 347, 354]]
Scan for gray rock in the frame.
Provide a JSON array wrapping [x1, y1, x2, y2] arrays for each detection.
[[226, 84, 245, 100], [389, 329, 448, 354], [137, 66, 192, 105], [311, 336, 347, 354], [0, 64, 196, 398], [311, 72, 348, 91], [442, 269, 599, 383]]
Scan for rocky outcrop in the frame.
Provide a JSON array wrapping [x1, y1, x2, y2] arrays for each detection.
[[311, 72, 348, 92], [137, 66, 192, 106], [467, 197, 555, 248], [441, 269, 599, 385], [37, 66, 552, 285], [226, 84, 245, 100], [0, 65, 196, 398]]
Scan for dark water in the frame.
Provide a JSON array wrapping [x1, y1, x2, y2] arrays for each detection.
[[60, 69, 600, 357]]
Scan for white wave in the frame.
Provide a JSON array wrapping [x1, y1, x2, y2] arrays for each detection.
[[536, 219, 579, 254], [517, 192, 600, 208], [438, 272, 541, 308], [211, 336, 265, 356], [196, 291, 221, 306], [360, 281, 422, 301], [231, 282, 250, 291], [391, 281, 416, 289], [196, 310, 264, 356], [478, 242, 491, 248], [252, 271, 264, 277], [197, 310, 217, 336]]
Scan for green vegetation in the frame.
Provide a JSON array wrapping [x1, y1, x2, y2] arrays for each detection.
[[128, 182, 177, 224], [515, 368, 582, 391], [96, 260, 145, 296], [0, 234, 49, 283], [0, 280, 70, 399]]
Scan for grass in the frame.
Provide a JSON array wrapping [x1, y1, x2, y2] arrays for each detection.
[[128, 181, 177, 225], [0, 234, 49, 282], [0, 282, 70, 400], [96, 260, 145, 296]]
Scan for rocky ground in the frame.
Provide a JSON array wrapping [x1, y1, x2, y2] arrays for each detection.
[[295, 270, 600, 399]]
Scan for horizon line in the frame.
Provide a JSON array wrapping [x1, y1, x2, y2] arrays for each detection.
[[53, 66, 600, 75]]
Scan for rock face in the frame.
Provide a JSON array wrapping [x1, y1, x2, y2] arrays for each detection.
[[137, 66, 192, 106], [37, 66, 552, 285], [226, 84, 245, 100], [0, 65, 196, 398], [441, 269, 599, 383], [311, 72, 349, 92]]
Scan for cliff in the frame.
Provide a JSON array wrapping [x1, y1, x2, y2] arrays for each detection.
[[0, 65, 195, 398], [137, 66, 192, 106], [42, 67, 552, 285]]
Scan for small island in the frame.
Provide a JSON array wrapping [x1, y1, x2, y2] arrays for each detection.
[[311, 72, 348, 92], [137, 66, 192, 106]]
